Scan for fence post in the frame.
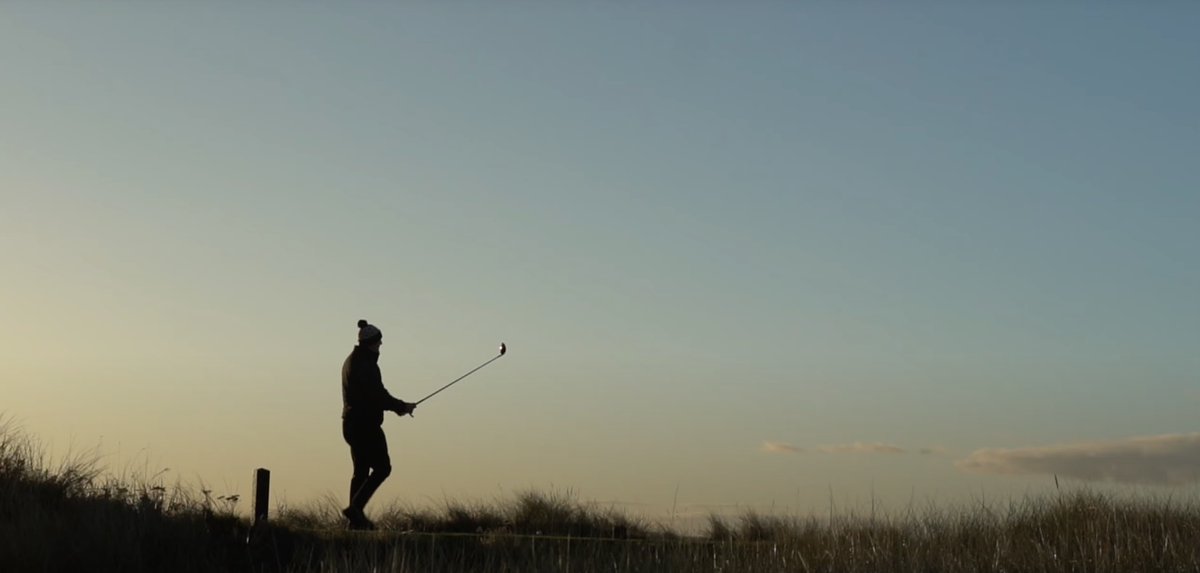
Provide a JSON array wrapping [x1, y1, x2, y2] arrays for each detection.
[[253, 468, 270, 525]]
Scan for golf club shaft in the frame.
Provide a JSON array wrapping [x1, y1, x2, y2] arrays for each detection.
[[414, 353, 504, 405]]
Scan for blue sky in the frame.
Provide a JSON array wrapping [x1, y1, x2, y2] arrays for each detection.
[[3, 3, 1199, 520]]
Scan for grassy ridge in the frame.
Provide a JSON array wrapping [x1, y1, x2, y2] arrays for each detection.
[[5, 422, 1200, 572], [276, 489, 657, 539], [0, 422, 248, 572]]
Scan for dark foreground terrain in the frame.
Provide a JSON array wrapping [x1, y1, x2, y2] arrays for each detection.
[[4, 424, 1200, 572]]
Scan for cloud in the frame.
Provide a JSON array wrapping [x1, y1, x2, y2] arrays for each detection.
[[818, 442, 905, 454], [761, 441, 802, 454], [760, 440, 941, 456], [957, 433, 1200, 485]]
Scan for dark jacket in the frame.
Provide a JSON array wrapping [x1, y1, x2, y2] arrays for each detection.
[[342, 346, 406, 425]]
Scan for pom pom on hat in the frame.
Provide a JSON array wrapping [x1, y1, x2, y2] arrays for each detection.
[[357, 319, 382, 343]]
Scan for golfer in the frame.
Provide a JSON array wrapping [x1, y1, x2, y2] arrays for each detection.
[[341, 319, 415, 530]]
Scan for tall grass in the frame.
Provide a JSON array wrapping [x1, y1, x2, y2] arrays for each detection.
[[0, 419, 247, 573], [5, 420, 1200, 572], [698, 493, 1200, 572]]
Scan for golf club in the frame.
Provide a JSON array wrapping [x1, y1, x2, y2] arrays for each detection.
[[411, 343, 507, 411]]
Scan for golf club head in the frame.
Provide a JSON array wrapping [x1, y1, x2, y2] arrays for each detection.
[[499, 342, 507, 356]]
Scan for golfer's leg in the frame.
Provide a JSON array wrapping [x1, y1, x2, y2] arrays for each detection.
[[351, 426, 392, 509], [344, 420, 371, 509]]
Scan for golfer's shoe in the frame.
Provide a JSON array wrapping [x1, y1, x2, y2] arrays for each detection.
[[342, 506, 376, 531]]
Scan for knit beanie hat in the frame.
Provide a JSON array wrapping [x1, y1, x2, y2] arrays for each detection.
[[357, 319, 382, 344]]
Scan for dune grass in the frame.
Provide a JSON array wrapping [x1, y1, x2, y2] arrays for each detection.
[[5, 421, 1200, 572], [0, 420, 247, 572], [275, 489, 655, 539]]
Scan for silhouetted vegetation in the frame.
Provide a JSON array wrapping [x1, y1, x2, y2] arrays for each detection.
[[5, 421, 1200, 572], [0, 420, 247, 572]]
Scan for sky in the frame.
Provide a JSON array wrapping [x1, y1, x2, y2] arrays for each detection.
[[2, 3, 1199, 524]]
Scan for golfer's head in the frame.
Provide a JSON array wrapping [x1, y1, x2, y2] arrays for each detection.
[[357, 319, 383, 349]]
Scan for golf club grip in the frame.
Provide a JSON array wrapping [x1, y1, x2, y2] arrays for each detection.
[[415, 353, 503, 405]]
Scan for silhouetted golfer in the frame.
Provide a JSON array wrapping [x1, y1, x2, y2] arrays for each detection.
[[341, 319, 415, 530]]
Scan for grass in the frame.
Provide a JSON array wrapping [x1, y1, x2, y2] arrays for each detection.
[[0, 419, 248, 573], [5, 420, 1200, 571]]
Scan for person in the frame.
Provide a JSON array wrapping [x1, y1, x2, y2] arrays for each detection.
[[341, 319, 415, 530]]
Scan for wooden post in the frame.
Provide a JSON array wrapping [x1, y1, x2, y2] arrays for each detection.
[[253, 468, 270, 525]]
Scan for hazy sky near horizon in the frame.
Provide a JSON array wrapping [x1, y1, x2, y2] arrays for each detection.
[[3, 3, 1199, 519]]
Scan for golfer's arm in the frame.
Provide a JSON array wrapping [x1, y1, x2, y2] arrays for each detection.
[[372, 379, 407, 412], [384, 391, 407, 412]]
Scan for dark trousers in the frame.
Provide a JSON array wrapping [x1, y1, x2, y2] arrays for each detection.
[[342, 418, 392, 510]]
